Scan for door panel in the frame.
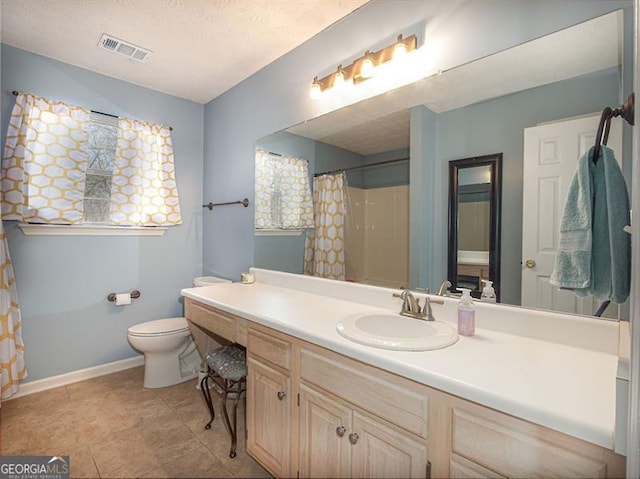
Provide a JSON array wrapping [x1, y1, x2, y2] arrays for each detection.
[[522, 114, 621, 316]]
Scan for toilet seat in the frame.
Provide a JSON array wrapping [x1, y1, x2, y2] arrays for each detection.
[[128, 317, 190, 337]]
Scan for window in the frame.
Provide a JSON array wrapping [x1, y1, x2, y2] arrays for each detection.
[[84, 112, 117, 223], [1, 92, 181, 228], [254, 149, 313, 230]]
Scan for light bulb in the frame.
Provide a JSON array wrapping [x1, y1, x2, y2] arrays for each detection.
[[310, 78, 322, 100], [360, 53, 375, 79], [393, 40, 408, 61], [333, 66, 346, 90]]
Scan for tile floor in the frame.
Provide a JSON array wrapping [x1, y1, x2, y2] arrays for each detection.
[[0, 367, 270, 478]]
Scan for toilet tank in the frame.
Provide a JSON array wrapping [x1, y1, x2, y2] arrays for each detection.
[[193, 276, 232, 287]]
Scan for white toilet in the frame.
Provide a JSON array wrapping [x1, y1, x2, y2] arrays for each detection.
[[127, 276, 231, 388]]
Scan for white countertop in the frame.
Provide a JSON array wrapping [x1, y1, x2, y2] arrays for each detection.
[[182, 269, 622, 451]]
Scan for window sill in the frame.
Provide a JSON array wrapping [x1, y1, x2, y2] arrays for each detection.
[[19, 223, 167, 236], [255, 229, 305, 237]]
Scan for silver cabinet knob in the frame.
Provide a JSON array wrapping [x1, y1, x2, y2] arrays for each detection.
[[277, 391, 286, 400], [348, 432, 359, 445], [525, 259, 536, 268], [336, 426, 346, 437]]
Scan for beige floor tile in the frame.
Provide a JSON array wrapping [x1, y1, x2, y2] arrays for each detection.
[[161, 444, 234, 478], [68, 445, 100, 479], [1, 367, 270, 478], [156, 379, 203, 410], [135, 412, 203, 465], [90, 426, 159, 478], [1, 386, 70, 415]]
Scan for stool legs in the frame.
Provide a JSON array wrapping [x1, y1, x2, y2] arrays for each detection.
[[200, 373, 215, 429], [221, 379, 245, 458], [200, 367, 246, 458]]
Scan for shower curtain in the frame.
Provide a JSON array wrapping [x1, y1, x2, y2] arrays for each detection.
[[304, 173, 347, 280], [0, 219, 26, 400]]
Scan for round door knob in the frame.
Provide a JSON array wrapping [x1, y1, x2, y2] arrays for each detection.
[[348, 432, 359, 445], [277, 391, 286, 400], [525, 259, 536, 269], [336, 426, 346, 437]]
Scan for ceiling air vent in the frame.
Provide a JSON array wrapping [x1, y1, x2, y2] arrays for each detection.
[[98, 34, 152, 63]]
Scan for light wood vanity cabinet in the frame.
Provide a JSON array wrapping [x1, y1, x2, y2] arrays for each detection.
[[246, 326, 292, 478], [299, 344, 429, 478], [185, 300, 625, 479]]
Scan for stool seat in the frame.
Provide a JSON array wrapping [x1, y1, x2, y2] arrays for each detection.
[[201, 344, 247, 458], [204, 346, 247, 381]]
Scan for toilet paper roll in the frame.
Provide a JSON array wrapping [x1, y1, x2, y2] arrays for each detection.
[[115, 293, 132, 306]]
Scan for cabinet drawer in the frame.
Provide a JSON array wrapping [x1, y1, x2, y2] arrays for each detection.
[[452, 406, 612, 478], [300, 346, 428, 438], [248, 327, 292, 372], [450, 454, 504, 479], [185, 298, 247, 346]]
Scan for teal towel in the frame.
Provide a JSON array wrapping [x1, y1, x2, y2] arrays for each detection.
[[550, 148, 592, 290], [550, 146, 630, 303]]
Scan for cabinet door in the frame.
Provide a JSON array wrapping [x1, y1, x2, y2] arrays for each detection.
[[351, 412, 428, 479], [246, 357, 290, 477], [299, 384, 352, 478]]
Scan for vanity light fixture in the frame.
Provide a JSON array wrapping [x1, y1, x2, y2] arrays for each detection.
[[393, 34, 409, 60], [309, 33, 417, 99], [310, 76, 322, 100], [360, 51, 375, 79], [333, 65, 347, 89]]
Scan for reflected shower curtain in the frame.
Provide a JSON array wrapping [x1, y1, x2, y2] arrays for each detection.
[[304, 173, 347, 280], [0, 220, 26, 400]]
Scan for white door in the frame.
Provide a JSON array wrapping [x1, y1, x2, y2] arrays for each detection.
[[521, 114, 622, 316]]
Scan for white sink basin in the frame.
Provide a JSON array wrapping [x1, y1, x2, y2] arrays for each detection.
[[336, 313, 458, 351]]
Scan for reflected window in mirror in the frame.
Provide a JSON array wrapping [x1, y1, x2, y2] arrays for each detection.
[[254, 149, 314, 231], [448, 154, 502, 299]]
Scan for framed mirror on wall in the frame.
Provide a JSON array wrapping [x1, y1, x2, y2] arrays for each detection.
[[448, 154, 502, 299]]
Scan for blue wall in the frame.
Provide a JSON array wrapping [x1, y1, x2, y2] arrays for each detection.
[[1, 45, 204, 382], [202, 0, 631, 284]]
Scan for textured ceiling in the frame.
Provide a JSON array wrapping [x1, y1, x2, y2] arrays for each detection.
[[287, 11, 621, 156], [0, 0, 368, 104]]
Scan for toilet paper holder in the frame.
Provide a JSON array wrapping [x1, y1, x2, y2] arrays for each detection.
[[107, 290, 141, 302]]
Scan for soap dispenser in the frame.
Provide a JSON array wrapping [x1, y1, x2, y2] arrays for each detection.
[[457, 288, 475, 336], [480, 279, 496, 303]]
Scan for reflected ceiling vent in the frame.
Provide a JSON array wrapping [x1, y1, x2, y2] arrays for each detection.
[[98, 34, 152, 63]]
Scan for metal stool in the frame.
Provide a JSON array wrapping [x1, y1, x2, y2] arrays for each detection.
[[200, 344, 247, 458]]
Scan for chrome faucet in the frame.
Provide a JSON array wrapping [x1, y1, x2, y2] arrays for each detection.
[[437, 280, 452, 297], [393, 288, 443, 321]]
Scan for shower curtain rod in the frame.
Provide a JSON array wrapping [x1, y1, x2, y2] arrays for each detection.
[[314, 157, 409, 177]]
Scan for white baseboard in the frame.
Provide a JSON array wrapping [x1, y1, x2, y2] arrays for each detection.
[[4, 355, 145, 401]]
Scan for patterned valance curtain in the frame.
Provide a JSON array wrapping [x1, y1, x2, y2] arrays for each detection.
[[254, 149, 313, 229], [110, 118, 181, 226], [1, 93, 90, 223], [1, 92, 181, 226]]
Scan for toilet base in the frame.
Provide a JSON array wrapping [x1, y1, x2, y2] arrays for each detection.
[[143, 351, 198, 388], [141, 337, 201, 389]]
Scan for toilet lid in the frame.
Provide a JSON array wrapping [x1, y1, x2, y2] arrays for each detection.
[[128, 317, 190, 336]]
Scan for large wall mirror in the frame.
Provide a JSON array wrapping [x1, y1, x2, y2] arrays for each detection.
[[448, 154, 502, 299], [254, 10, 630, 319]]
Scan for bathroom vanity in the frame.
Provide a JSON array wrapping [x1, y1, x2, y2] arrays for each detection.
[[182, 269, 627, 478]]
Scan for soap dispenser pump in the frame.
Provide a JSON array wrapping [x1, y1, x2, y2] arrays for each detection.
[[480, 279, 496, 303], [457, 288, 475, 336]]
